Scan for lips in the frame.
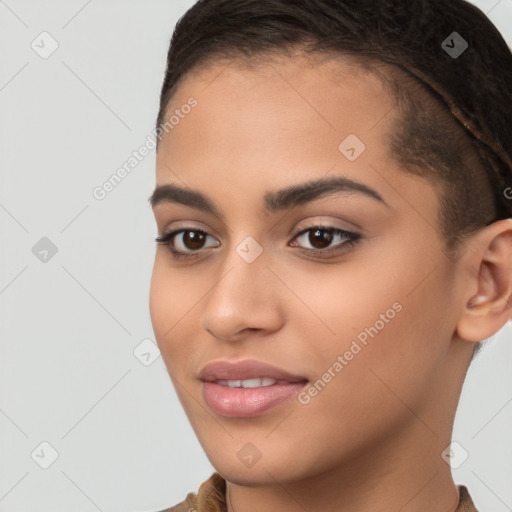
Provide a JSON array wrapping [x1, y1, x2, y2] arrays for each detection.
[[198, 359, 309, 417], [198, 359, 308, 383], [203, 381, 308, 417]]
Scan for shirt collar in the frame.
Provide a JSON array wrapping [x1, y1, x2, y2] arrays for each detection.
[[184, 473, 479, 512]]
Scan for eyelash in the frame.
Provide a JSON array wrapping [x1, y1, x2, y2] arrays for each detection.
[[154, 225, 361, 260]]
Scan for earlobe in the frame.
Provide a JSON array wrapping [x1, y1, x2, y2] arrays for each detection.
[[455, 218, 512, 342]]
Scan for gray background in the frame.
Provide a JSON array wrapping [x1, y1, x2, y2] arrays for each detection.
[[0, 1, 511, 511]]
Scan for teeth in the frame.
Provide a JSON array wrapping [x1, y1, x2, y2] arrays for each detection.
[[216, 377, 278, 388]]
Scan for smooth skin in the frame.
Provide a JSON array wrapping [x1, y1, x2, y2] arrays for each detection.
[[149, 54, 512, 512]]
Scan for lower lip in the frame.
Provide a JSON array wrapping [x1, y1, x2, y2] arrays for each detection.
[[203, 381, 308, 417]]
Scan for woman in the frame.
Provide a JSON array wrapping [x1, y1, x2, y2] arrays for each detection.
[[148, 0, 512, 510]]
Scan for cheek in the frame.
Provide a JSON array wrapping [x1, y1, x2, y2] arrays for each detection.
[[149, 257, 198, 367], [149, 259, 171, 338], [282, 269, 449, 456], [292, 243, 452, 401], [286, 253, 405, 351]]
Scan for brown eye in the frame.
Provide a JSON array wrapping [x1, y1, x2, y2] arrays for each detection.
[[155, 229, 219, 258], [179, 230, 208, 251], [155, 225, 360, 260], [291, 226, 359, 253], [305, 228, 335, 249]]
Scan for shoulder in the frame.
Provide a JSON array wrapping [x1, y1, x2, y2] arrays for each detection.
[[153, 472, 226, 512], [154, 494, 196, 512], [457, 485, 479, 512]]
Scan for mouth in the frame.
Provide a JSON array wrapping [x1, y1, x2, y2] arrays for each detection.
[[198, 359, 309, 418]]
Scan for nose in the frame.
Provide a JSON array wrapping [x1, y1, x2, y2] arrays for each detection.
[[200, 243, 284, 342]]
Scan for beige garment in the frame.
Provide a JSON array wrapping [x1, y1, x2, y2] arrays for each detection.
[[157, 472, 479, 512]]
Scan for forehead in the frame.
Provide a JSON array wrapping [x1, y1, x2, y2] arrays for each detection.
[[166, 52, 393, 121], [153, 54, 441, 239], [157, 54, 396, 171]]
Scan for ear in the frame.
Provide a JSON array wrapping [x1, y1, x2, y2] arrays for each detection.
[[456, 218, 512, 342]]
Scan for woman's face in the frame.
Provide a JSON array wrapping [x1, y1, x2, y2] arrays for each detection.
[[149, 55, 471, 484]]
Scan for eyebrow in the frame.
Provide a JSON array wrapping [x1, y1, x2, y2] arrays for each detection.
[[148, 176, 389, 219]]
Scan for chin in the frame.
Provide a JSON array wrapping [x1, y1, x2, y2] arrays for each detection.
[[206, 448, 314, 487]]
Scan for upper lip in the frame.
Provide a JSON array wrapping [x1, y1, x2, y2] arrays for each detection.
[[198, 359, 308, 383]]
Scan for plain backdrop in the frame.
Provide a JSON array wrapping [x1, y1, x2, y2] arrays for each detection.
[[0, 1, 511, 511]]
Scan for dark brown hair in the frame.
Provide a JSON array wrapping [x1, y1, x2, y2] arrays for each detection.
[[155, 0, 512, 353]]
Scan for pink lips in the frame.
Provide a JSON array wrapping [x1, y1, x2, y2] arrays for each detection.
[[198, 359, 308, 418]]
